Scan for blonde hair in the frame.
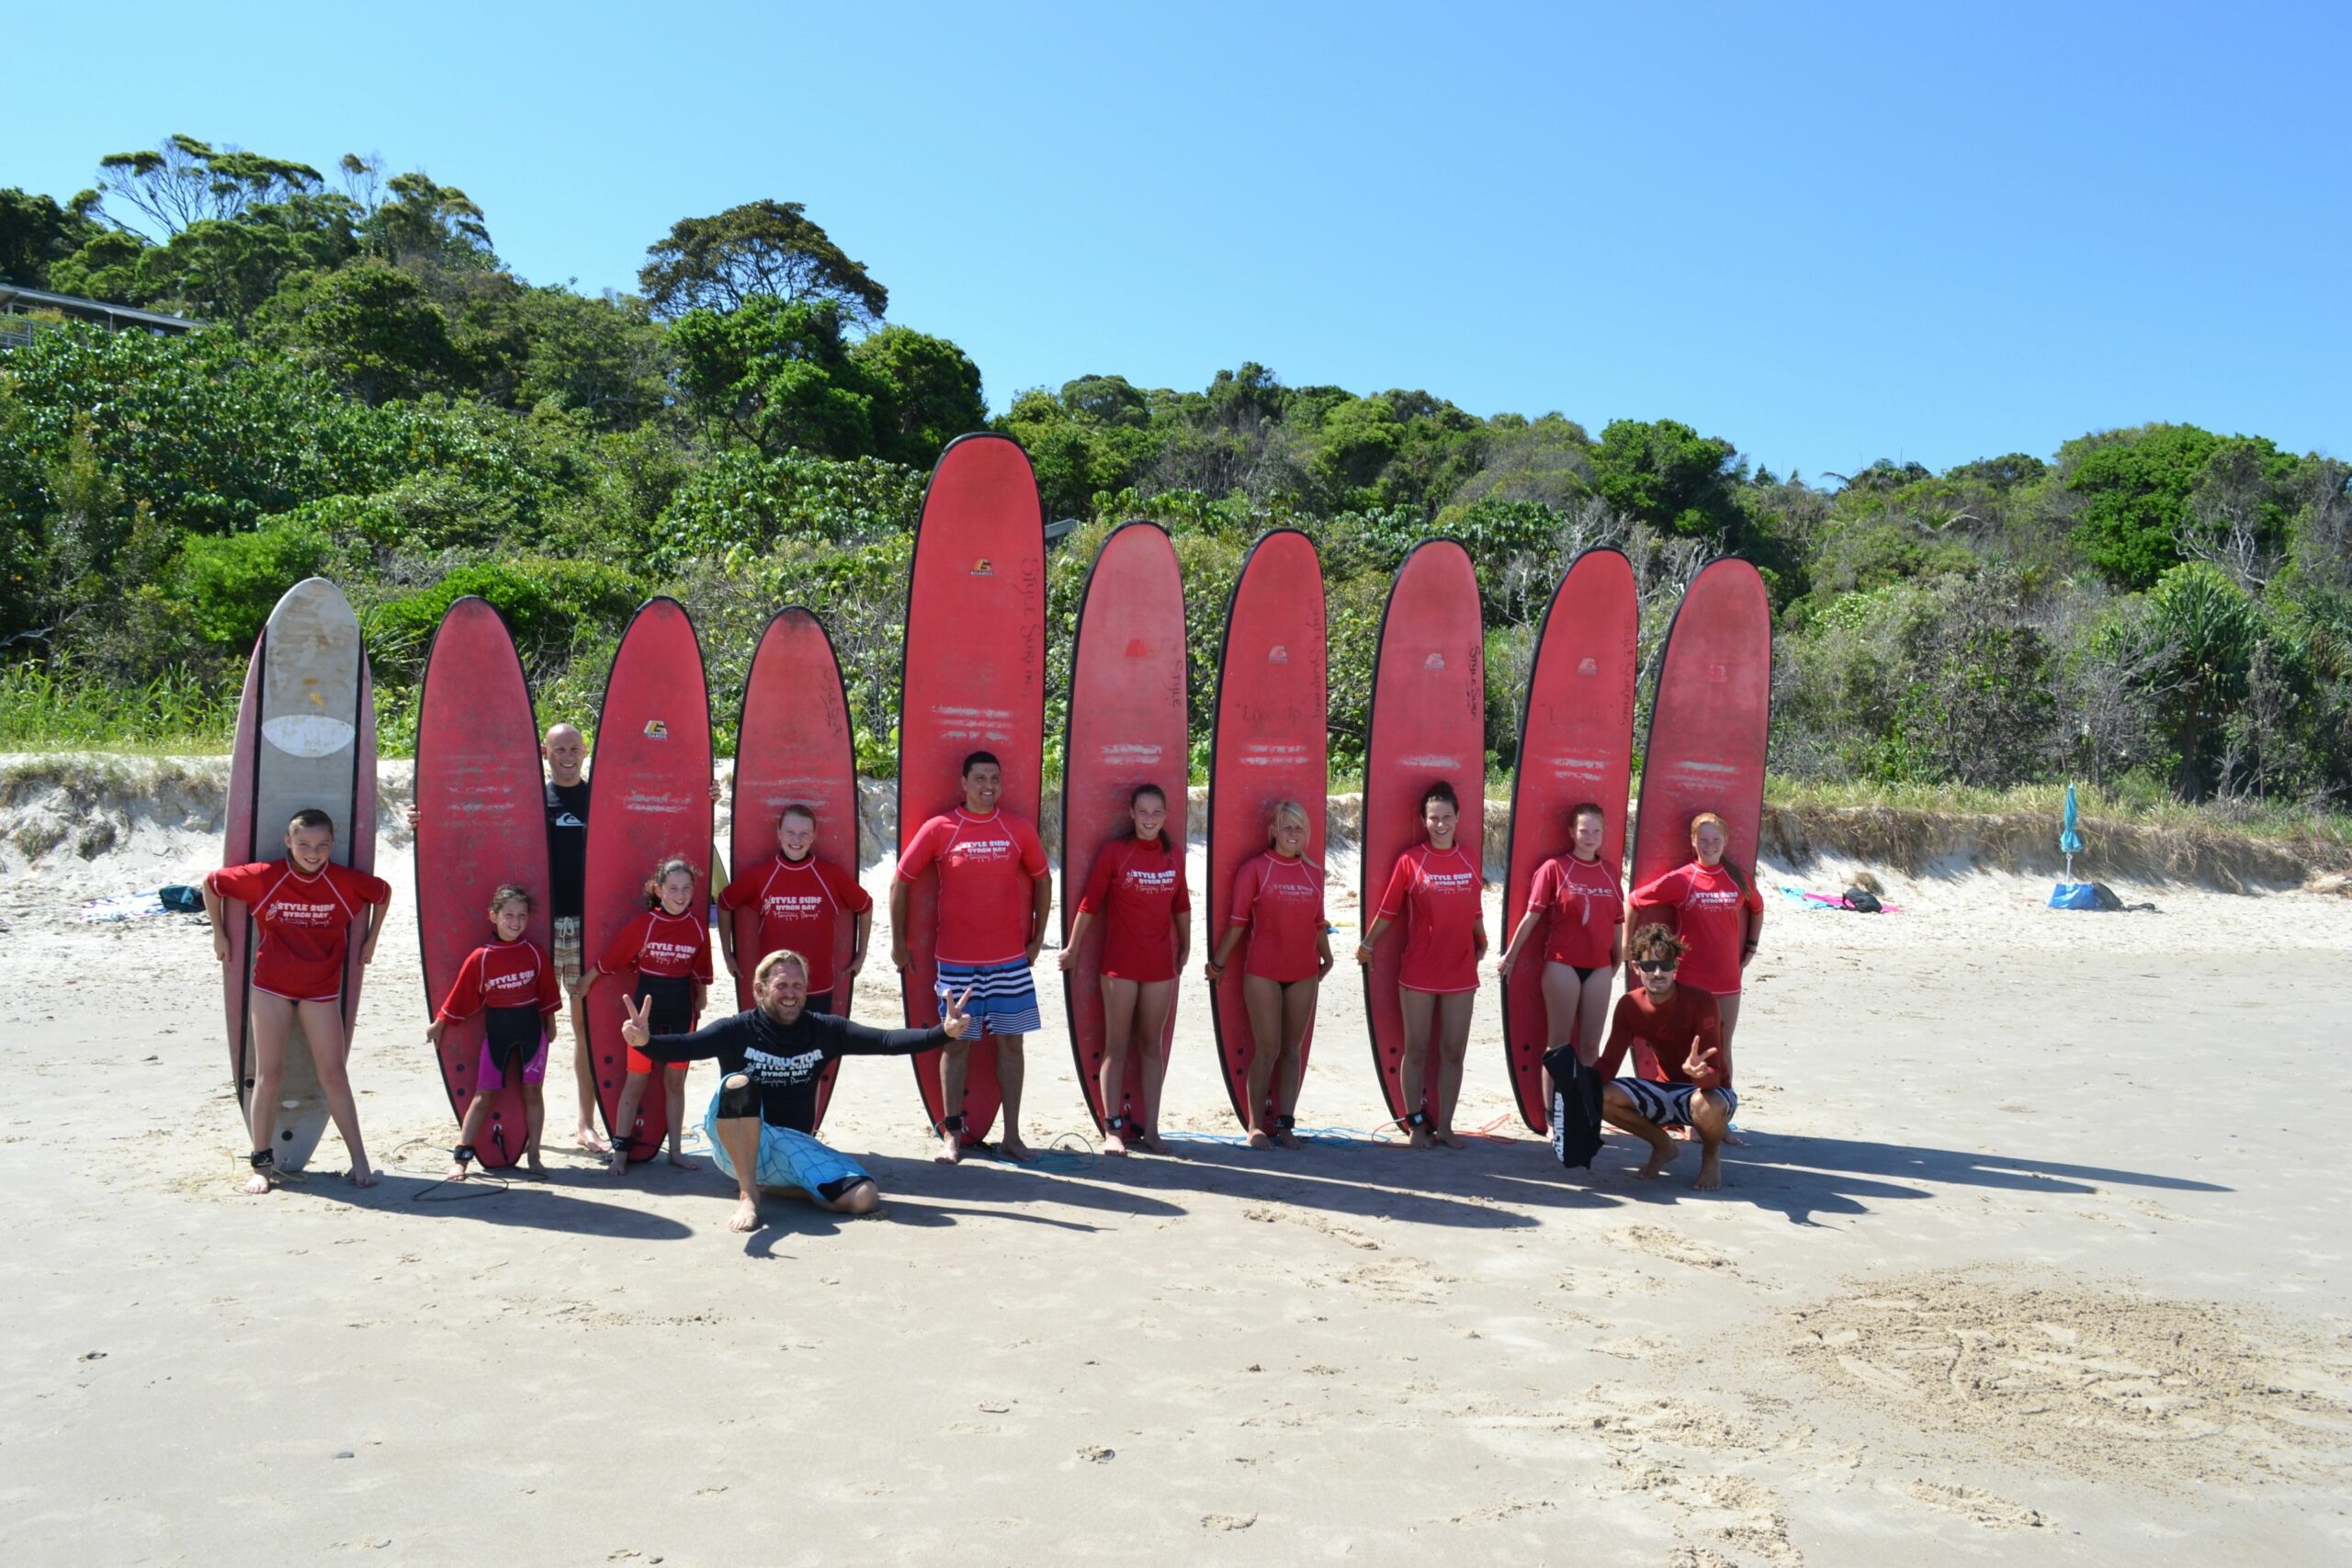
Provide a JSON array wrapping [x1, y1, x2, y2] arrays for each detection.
[[1688, 812, 1747, 888], [752, 949, 808, 987], [1266, 798, 1309, 848]]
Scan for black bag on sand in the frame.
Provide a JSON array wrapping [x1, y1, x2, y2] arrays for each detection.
[[1841, 886, 1882, 912], [1544, 1043, 1606, 1169]]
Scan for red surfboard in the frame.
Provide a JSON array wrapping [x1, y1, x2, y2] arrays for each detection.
[[1206, 529, 1329, 1130], [1361, 539, 1487, 1128], [582, 598, 713, 1162], [730, 605, 860, 1132], [897, 434, 1046, 1145], [1060, 523, 1188, 1133], [1630, 558, 1772, 938], [221, 578, 376, 1173], [1500, 549, 1638, 1131], [414, 597, 549, 1168]]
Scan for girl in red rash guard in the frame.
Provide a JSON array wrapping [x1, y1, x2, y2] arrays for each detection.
[[579, 856, 711, 1174], [203, 807, 391, 1194], [1204, 799, 1332, 1150], [425, 884, 562, 1179], [1356, 779, 1488, 1149], [1059, 784, 1191, 1156], [1629, 810, 1764, 1058], [1498, 801, 1625, 1094]]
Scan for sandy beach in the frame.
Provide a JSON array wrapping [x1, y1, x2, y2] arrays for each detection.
[[4, 761, 2349, 1565]]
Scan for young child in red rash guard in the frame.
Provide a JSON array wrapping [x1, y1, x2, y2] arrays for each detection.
[[717, 803, 873, 1015], [581, 856, 711, 1174], [425, 884, 562, 1179], [1204, 798, 1333, 1150], [203, 807, 391, 1194], [1355, 780, 1487, 1149], [1059, 783, 1191, 1156], [1629, 809, 1764, 1059]]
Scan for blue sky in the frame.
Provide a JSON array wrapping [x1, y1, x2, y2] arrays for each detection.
[[9, 2, 2346, 480]]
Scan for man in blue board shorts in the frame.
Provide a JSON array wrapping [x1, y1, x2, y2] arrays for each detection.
[[623, 948, 975, 1233], [889, 750, 1053, 1166]]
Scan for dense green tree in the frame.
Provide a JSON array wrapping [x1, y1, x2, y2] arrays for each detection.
[[254, 261, 469, 403], [1588, 417, 1742, 539], [848, 324, 986, 468], [2060, 423, 2222, 590], [0, 187, 105, 288], [639, 200, 887, 323], [670, 296, 876, 457]]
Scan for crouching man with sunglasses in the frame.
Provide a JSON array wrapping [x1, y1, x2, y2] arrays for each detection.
[[1596, 924, 1735, 1190]]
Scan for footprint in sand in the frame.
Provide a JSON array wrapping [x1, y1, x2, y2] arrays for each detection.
[[1241, 1204, 1379, 1250], [1611, 1224, 1740, 1275], [1905, 1480, 2051, 1529]]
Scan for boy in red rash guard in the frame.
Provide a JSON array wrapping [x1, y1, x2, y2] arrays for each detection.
[[1597, 923, 1734, 1190], [424, 884, 563, 1179], [718, 803, 873, 1015], [1205, 799, 1333, 1149], [890, 750, 1053, 1165], [1058, 783, 1191, 1156], [1629, 809, 1765, 1060], [582, 857, 712, 1173], [203, 807, 391, 1194], [1355, 781, 1488, 1149]]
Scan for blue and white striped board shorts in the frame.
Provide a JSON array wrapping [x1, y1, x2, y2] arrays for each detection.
[[1612, 1077, 1738, 1129], [704, 1092, 871, 1202], [935, 957, 1042, 1037]]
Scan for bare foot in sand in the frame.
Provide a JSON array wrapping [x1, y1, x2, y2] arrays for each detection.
[[1435, 1130, 1468, 1149], [525, 1155, 548, 1179], [1133, 1128, 1172, 1155], [1407, 1126, 1438, 1151], [1270, 1126, 1300, 1150], [934, 1129, 964, 1165], [347, 1164, 378, 1190], [1248, 1128, 1274, 1150], [1634, 1134, 1679, 1179], [666, 1150, 700, 1171], [727, 1196, 760, 1233], [1693, 1149, 1723, 1191], [997, 1135, 1035, 1164], [606, 1144, 631, 1176], [241, 1170, 272, 1196], [445, 1156, 471, 1182], [1101, 1128, 1128, 1156], [575, 1126, 610, 1155]]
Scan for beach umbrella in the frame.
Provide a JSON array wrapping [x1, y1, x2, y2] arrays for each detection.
[[2061, 784, 2084, 881]]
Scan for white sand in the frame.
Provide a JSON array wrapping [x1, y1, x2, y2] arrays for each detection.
[[5, 765, 2351, 1564]]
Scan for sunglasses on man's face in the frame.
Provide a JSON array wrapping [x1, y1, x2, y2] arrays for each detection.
[[1634, 960, 1679, 975]]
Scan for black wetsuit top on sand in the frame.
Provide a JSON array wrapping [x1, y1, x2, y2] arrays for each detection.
[[546, 780, 591, 921], [638, 1009, 945, 1134]]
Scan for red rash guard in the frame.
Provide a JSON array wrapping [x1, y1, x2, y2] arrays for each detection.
[[1227, 852, 1327, 984], [595, 909, 713, 984], [896, 808, 1049, 966], [1376, 843, 1486, 993], [1630, 861, 1762, 996], [437, 937, 561, 1021], [718, 853, 871, 992], [1598, 984, 1728, 1089], [207, 859, 390, 1002], [1528, 852, 1625, 969], [1077, 836, 1190, 983]]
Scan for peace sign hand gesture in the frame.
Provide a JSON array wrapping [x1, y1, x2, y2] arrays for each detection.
[[619, 991, 654, 1052], [941, 985, 977, 1041]]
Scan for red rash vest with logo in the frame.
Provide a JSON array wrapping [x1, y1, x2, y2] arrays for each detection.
[[1227, 851, 1327, 984], [1597, 983, 1728, 1089], [1376, 843, 1486, 993], [1529, 852, 1626, 969], [718, 852, 872, 992], [207, 859, 391, 1002], [896, 808, 1050, 966], [1629, 861, 1763, 996], [437, 937, 562, 1021], [595, 909, 714, 984], [1077, 836, 1190, 982]]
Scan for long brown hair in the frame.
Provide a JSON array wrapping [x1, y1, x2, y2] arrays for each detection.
[[641, 857, 699, 909]]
